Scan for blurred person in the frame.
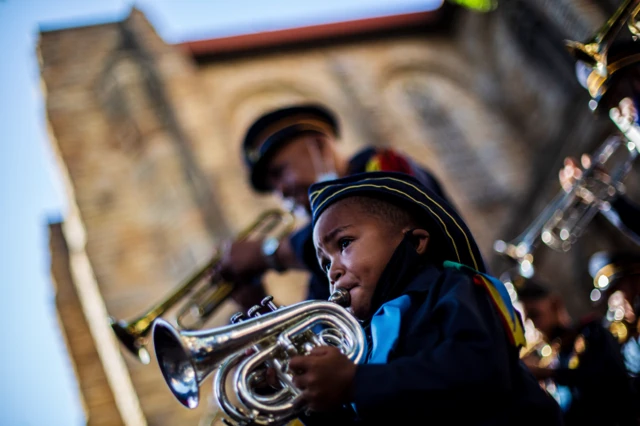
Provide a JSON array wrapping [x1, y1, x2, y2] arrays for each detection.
[[289, 171, 561, 425], [589, 250, 640, 404], [218, 103, 463, 308], [516, 278, 636, 426]]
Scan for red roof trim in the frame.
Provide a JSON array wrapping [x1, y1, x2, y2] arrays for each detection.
[[177, 10, 442, 57]]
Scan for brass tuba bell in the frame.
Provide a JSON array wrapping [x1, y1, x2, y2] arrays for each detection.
[[152, 289, 366, 425]]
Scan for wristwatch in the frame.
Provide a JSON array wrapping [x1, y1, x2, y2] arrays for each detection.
[[262, 237, 285, 272]]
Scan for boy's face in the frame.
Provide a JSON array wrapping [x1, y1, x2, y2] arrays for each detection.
[[264, 133, 334, 212], [313, 200, 407, 320]]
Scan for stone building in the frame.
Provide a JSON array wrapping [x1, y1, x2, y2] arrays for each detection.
[[40, 1, 640, 424]]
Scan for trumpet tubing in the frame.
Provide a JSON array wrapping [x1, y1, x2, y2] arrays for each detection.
[[494, 135, 637, 271], [152, 289, 366, 426], [108, 209, 295, 364]]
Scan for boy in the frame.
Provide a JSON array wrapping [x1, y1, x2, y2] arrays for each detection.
[[516, 278, 636, 426], [219, 103, 459, 305], [288, 171, 562, 425]]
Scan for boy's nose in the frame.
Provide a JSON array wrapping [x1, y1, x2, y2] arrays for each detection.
[[328, 266, 343, 286]]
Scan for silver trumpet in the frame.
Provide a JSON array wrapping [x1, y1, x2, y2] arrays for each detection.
[[152, 289, 366, 426], [494, 134, 637, 276]]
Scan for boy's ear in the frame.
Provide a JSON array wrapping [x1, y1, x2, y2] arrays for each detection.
[[406, 228, 430, 255]]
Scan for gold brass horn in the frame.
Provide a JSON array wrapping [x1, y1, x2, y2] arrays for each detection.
[[152, 289, 366, 425], [108, 209, 295, 364], [565, 0, 640, 78]]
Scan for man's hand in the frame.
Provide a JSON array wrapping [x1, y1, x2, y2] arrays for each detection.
[[559, 156, 588, 193], [288, 346, 356, 412], [229, 280, 268, 311], [611, 97, 639, 126], [217, 239, 269, 283]]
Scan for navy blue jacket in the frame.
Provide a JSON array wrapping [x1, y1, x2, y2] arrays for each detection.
[[300, 237, 563, 426], [289, 146, 459, 302]]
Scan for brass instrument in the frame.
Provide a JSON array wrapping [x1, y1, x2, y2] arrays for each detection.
[[109, 209, 296, 364], [494, 134, 637, 274], [152, 288, 366, 426], [494, 0, 640, 272], [565, 0, 640, 78]]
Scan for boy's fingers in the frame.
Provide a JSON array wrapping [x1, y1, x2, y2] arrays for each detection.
[[307, 346, 329, 356], [292, 374, 308, 390], [288, 356, 309, 373]]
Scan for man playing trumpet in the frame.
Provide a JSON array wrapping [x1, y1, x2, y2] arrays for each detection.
[[218, 103, 461, 308]]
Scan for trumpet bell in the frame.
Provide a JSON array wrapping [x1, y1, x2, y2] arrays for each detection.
[[153, 320, 202, 408]]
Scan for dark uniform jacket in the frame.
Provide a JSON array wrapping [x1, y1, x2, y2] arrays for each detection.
[[289, 147, 458, 301], [300, 235, 563, 426]]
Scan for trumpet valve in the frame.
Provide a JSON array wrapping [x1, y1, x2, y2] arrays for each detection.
[[261, 295, 279, 311], [230, 312, 247, 324], [247, 305, 264, 318]]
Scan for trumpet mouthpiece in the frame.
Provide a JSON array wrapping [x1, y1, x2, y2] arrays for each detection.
[[109, 317, 151, 365], [328, 288, 351, 307]]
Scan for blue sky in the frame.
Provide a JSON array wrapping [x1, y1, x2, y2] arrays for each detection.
[[0, 0, 444, 424]]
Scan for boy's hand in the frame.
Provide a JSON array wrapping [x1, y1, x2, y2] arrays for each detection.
[[288, 346, 356, 412]]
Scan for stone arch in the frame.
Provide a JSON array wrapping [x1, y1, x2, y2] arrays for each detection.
[[379, 63, 530, 209]]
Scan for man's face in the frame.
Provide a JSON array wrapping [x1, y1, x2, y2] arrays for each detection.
[[264, 133, 333, 211], [521, 297, 560, 340], [313, 200, 405, 320]]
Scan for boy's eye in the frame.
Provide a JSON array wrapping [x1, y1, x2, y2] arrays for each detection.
[[321, 259, 331, 273], [338, 238, 352, 251]]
